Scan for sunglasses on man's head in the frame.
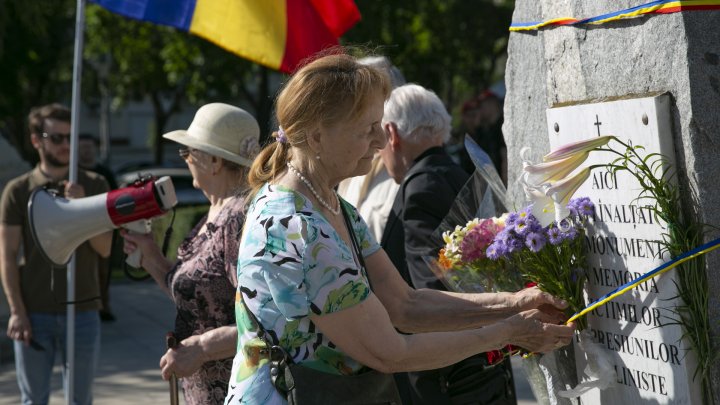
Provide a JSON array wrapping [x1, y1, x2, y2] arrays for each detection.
[[42, 132, 71, 145]]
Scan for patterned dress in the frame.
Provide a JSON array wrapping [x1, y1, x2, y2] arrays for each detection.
[[168, 196, 244, 404], [224, 184, 380, 405]]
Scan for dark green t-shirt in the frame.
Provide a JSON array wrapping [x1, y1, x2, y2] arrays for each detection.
[[0, 166, 109, 312]]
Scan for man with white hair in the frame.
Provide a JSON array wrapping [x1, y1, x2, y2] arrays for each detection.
[[380, 84, 515, 404], [380, 84, 469, 290]]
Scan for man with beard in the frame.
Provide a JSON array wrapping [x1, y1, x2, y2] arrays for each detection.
[[0, 103, 112, 405]]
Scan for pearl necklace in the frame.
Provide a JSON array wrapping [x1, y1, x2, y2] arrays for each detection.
[[287, 162, 340, 216]]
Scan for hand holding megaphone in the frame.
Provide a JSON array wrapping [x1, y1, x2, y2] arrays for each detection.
[[28, 176, 178, 267], [121, 219, 153, 268]]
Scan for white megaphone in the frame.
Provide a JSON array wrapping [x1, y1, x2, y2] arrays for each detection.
[[28, 176, 177, 268]]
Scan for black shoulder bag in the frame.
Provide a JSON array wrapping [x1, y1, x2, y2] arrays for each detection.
[[239, 207, 401, 405]]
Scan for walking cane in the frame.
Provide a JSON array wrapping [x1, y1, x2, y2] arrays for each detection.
[[166, 332, 179, 405]]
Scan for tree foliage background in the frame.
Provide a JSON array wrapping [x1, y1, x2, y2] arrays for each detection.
[[0, 0, 514, 164], [346, 0, 513, 109]]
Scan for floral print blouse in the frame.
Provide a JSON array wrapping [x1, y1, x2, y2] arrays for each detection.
[[224, 184, 380, 405], [168, 195, 244, 405]]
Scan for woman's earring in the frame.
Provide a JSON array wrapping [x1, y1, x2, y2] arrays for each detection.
[[316, 154, 321, 160]]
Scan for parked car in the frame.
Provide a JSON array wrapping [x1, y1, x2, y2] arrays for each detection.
[[116, 166, 209, 207]]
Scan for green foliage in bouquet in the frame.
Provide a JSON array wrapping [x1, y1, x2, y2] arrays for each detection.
[[485, 199, 593, 331], [599, 137, 714, 404]]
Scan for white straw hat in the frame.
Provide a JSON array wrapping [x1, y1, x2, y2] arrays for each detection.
[[163, 103, 260, 167]]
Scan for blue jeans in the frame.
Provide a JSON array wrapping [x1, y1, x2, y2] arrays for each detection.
[[14, 311, 101, 405]]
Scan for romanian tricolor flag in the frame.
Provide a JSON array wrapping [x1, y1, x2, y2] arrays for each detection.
[[91, 0, 361, 73], [510, 0, 720, 31]]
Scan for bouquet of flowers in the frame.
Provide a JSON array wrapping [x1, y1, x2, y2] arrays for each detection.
[[430, 197, 593, 329], [486, 197, 594, 330], [427, 215, 524, 365], [430, 215, 525, 293]]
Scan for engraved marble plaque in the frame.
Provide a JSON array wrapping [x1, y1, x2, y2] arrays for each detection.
[[546, 95, 700, 404]]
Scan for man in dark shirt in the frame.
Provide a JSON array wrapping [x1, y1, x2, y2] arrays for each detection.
[[380, 85, 515, 405], [0, 104, 112, 405]]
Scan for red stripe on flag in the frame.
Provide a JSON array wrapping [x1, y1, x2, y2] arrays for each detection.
[[280, 0, 340, 74], [655, 5, 720, 13], [309, 0, 361, 37]]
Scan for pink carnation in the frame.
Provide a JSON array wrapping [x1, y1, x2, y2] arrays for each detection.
[[461, 219, 499, 262]]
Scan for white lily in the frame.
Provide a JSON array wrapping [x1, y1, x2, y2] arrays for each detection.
[[526, 168, 591, 227], [542, 135, 613, 162], [523, 151, 590, 187], [526, 187, 564, 227]]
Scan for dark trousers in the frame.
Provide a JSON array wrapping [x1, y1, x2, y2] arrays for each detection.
[[98, 256, 112, 312], [395, 355, 516, 405]]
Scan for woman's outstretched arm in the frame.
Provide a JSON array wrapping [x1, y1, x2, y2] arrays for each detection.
[[364, 248, 569, 333]]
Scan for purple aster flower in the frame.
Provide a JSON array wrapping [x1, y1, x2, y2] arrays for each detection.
[[560, 226, 578, 241], [579, 198, 595, 217], [514, 218, 529, 236], [566, 198, 580, 216], [507, 237, 525, 253], [546, 226, 563, 245], [525, 215, 543, 233], [505, 212, 520, 226], [495, 228, 512, 243], [486, 243, 502, 260], [525, 232, 546, 252], [522, 205, 533, 216]]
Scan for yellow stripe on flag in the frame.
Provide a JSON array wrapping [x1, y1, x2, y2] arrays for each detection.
[[189, 0, 287, 70]]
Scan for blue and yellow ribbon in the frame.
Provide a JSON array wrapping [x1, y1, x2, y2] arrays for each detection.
[[511, 0, 720, 32], [566, 236, 720, 324]]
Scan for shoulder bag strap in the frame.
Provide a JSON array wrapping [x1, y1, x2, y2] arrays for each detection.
[[341, 205, 374, 292]]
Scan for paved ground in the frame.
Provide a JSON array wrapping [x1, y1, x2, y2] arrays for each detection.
[[0, 280, 539, 404], [0, 281, 183, 404]]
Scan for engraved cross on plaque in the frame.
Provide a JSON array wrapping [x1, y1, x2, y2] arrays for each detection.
[[594, 114, 602, 136]]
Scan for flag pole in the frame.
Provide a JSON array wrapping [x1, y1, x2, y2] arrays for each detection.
[[67, 0, 86, 403]]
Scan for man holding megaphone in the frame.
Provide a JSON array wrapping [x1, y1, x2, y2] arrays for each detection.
[[0, 103, 113, 405]]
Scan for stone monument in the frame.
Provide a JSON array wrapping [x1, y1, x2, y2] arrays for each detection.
[[504, 1, 720, 403]]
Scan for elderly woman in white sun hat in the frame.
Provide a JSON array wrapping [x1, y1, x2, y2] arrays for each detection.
[[121, 103, 260, 404]]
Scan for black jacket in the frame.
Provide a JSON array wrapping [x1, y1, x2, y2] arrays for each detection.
[[380, 147, 516, 405], [381, 147, 469, 290]]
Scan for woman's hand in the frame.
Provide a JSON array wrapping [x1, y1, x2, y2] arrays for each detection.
[[502, 309, 576, 353], [510, 286, 569, 314], [119, 229, 162, 268], [159, 335, 207, 380], [159, 327, 238, 380], [120, 229, 173, 296]]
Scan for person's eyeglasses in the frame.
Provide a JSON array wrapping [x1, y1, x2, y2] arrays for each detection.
[[178, 147, 198, 161], [42, 132, 71, 145]]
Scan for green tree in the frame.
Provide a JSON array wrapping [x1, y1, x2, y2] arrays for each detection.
[[84, 5, 277, 164], [346, 0, 514, 109], [1, 1, 513, 163], [0, 0, 76, 163]]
